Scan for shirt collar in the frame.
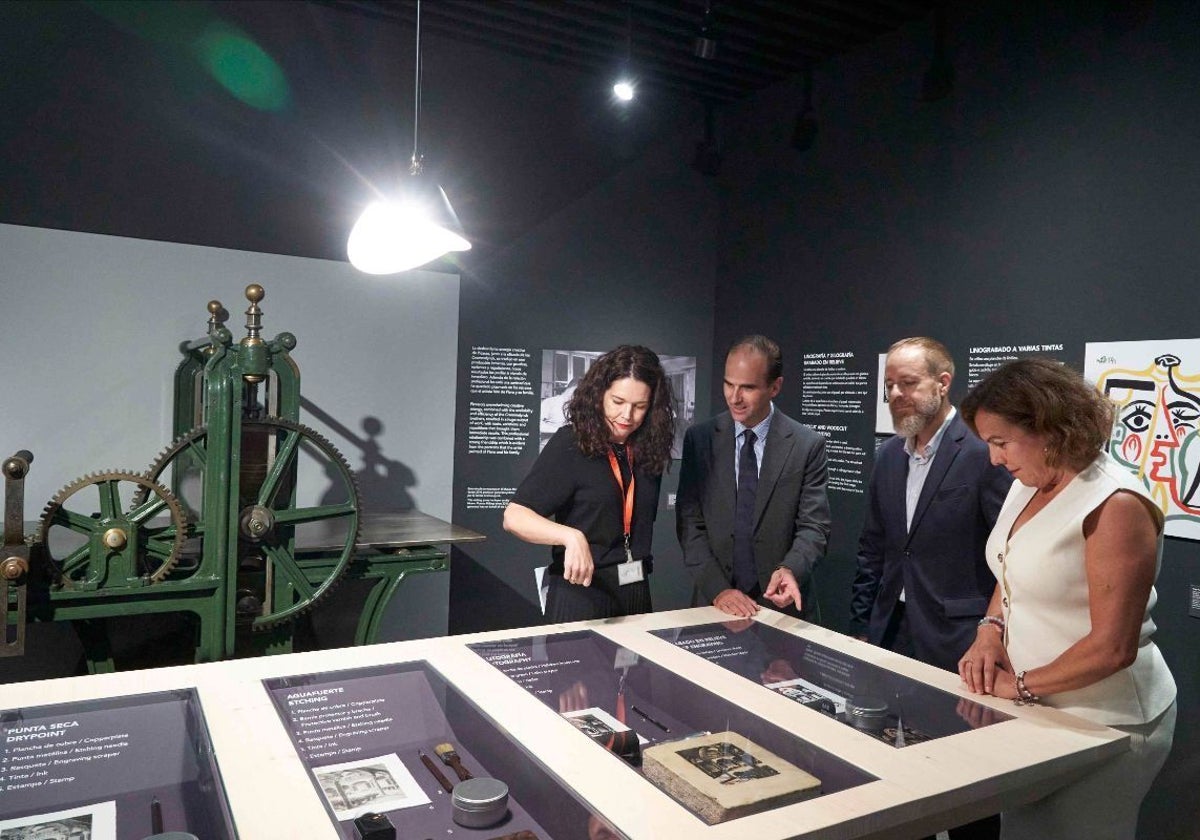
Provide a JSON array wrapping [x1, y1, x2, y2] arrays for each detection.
[[904, 405, 956, 461], [734, 403, 774, 442]]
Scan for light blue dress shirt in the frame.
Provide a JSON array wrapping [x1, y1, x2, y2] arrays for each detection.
[[899, 406, 956, 602]]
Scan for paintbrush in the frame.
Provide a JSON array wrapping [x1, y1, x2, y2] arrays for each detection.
[[435, 742, 473, 781]]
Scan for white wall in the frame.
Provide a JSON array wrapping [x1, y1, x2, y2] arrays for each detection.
[[0, 223, 458, 524]]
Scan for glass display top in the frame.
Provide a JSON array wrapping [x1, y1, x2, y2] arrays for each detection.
[[0, 688, 235, 839], [470, 630, 877, 825], [653, 620, 1012, 747], [264, 659, 623, 840]]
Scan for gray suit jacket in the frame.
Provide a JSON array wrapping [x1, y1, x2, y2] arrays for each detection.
[[676, 408, 832, 621]]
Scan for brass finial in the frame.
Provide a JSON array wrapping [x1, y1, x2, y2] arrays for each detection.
[[243, 284, 264, 347]]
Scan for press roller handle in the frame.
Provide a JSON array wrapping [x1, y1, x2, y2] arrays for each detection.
[[3, 450, 31, 657], [3, 450, 33, 546]]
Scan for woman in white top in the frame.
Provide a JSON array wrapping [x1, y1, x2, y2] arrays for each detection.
[[957, 359, 1176, 840]]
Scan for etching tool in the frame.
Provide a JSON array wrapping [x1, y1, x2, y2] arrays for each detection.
[[418, 748, 455, 793], [631, 705, 671, 733]]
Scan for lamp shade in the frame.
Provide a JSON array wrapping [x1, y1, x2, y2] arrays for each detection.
[[347, 178, 470, 275]]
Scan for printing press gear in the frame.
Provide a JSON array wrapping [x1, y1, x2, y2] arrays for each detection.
[[136, 418, 362, 630], [2, 284, 460, 669], [38, 470, 188, 588]]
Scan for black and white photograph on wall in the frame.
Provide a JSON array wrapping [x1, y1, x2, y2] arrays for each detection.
[[0, 801, 115, 840], [538, 349, 697, 457], [312, 753, 429, 821]]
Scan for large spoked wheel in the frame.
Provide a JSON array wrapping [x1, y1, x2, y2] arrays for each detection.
[[142, 425, 210, 525], [141, 418, 360, 628], [39, 471, 187, 588], [236, 418, 361, 630]]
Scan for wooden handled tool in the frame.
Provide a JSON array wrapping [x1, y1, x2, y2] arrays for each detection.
[[435, 742, 473, 781]]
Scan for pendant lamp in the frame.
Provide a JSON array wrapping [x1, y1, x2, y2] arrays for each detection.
[[347, 0, 470, 274]]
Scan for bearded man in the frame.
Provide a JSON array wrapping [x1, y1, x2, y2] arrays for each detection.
[[849, 337, 1013, 840], [849, 337, 1012, 671]]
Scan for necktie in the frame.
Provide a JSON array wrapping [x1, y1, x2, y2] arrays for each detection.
[[732, 429, 758, 593]]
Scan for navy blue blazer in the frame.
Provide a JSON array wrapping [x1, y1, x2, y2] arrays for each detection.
[[849, 411, 1012, 671]]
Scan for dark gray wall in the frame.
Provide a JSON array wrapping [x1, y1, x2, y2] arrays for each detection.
[[711, 2, 1199, 837], [448, 123, 719, 632], [0, 0, 699, 266]]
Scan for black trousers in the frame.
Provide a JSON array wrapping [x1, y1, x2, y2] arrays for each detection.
[[545, 565, 652, 622], [880, 599, 917, 657]]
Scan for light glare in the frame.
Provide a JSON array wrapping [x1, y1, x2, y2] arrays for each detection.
[[348, 199, 471, 275], [194, 24, 290, 111], [613, 80, 635, 101]]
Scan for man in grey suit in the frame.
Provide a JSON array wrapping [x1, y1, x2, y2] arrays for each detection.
[[849, 336, 1012, 670], [677, 336, 831, 620]]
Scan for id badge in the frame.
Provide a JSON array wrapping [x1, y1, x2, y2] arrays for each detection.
[[617, 559, 645, 585]]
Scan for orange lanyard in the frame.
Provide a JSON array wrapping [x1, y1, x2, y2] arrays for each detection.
[[607, 446, 636, 557]]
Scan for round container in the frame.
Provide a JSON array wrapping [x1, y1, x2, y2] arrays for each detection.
[[451, 777, 510, 828], [845, 695, 888, 731]]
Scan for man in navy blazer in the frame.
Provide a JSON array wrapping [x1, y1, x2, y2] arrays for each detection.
[[677, 336, 831, 621], [850, 337, 1012, 673]]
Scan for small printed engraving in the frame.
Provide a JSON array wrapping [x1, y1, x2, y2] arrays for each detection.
[[676, 741, 779, 785]]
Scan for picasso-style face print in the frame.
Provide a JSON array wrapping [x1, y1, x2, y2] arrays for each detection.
[[1095, 351, 1200, 540]]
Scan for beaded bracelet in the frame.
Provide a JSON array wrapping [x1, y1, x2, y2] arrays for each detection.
[[1015, 670, 1039, 706], [978, 614, 1005, 633]]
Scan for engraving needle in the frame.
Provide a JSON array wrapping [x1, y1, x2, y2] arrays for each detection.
[[418, 748, 455, 793]]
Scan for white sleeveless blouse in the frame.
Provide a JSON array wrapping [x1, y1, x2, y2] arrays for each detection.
[[985, 452, 1176, 725]]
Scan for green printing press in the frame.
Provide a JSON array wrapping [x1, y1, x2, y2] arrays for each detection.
[[2, 285, 476, 672]]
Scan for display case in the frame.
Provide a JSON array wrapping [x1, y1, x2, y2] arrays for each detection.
[[264, 660, 621, 839], [653, 620, 1012, 748], [0, 607, 1130, 839], [0, 688, 235, 838], [470, 630, 875, 824]]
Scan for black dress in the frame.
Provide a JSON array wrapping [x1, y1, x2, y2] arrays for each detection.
[[512, 425, 662, 621]]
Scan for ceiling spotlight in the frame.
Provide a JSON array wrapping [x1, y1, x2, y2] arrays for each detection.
[[613, 78, 635, 101], [693, 1, 718, 60]]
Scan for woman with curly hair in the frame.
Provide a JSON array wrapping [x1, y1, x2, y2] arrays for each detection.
[[504, 345, 676, 621], [958, 359, 1176, 839]]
